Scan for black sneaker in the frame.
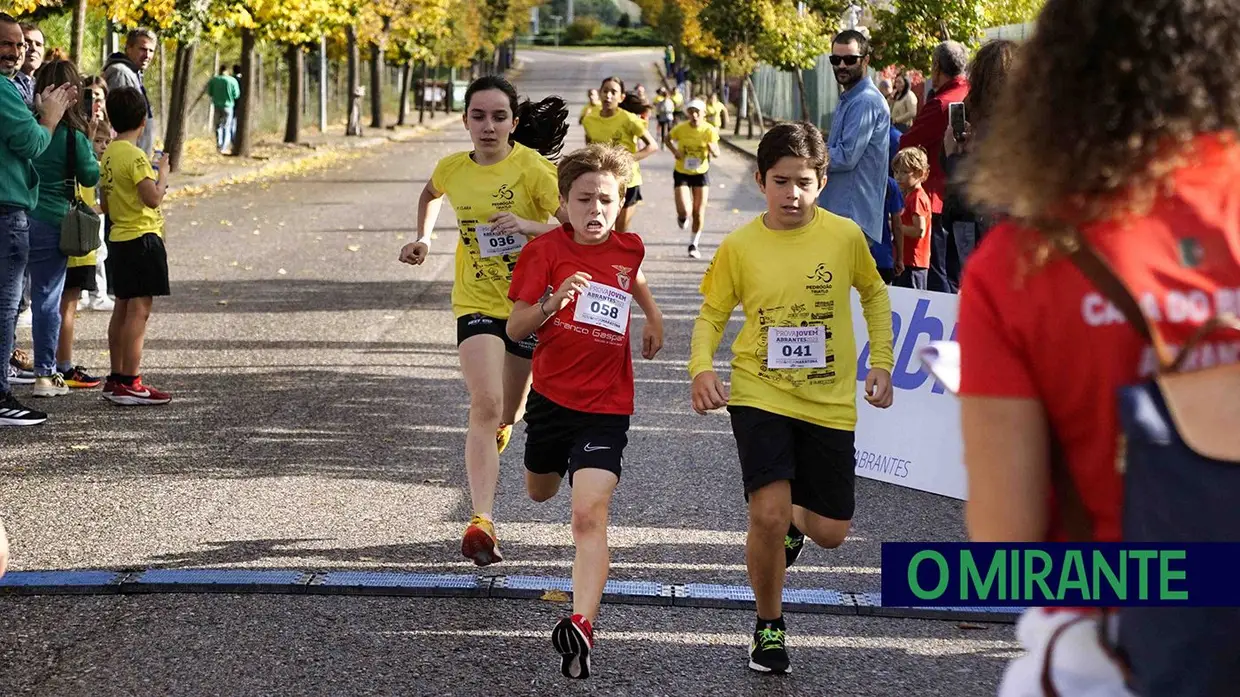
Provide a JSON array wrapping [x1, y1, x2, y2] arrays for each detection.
[[552, 614, 594, 679], [785, 524, 806, 568], [749, 618, 791, 674], [0, 393, 47, 427]]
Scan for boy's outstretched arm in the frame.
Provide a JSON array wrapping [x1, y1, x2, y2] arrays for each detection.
[[632, 268, 664, 359], [689, 244, 738, 414]]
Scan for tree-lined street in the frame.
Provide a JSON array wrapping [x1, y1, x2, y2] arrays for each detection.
[[0, 48, 1013, 696]]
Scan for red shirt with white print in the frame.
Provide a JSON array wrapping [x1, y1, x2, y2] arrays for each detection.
[[958, 134, 1240, 544], [509, 225, 646, 415]]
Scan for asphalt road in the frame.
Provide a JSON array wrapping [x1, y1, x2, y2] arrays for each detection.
[[0, 47, 1013, 696]]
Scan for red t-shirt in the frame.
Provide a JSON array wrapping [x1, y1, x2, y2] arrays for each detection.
[[508, 226, 646, 415], [958, 134, 1240, 544], [901, 186, 932, 268]]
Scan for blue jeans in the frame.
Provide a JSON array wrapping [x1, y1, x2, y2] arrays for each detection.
[[27, 217, 67, 376], [0, 206, 31, 393], [214, 106, 235, 151]]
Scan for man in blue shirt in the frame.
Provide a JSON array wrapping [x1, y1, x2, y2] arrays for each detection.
[[819, 29, 891, 246]]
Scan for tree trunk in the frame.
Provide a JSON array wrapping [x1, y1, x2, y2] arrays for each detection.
[[746, 75, 765, 137], [232, 29, 257, 157], [796, 68, 810, 123], [70, 0, 87, 64], [369, 26, 386, 129], [284, 44, 304, 143], [397, 61, 411, 126], [418, 62, 430, 124], [346, 25, 362, 136], [158, 41, 166, 128], [163, 41, 196, 173]]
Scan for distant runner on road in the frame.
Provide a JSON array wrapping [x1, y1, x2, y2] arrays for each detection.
[[398, 75, 569, 568], [664, 99, 720, 259], [581, 76, 657, 234]]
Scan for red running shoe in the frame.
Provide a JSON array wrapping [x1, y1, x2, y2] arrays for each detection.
[[106, 376, 172, 406], [552, 614, 595, 679]]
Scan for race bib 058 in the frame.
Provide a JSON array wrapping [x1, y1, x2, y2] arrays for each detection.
[[573, 282, 633, 335]]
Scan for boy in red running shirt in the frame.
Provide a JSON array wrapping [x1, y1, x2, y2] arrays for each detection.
[[506, 143, 664, 680], [892, 147, 932, 290]]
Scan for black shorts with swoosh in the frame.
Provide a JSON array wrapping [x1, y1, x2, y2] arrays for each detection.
[[523, 388, 629, 483]]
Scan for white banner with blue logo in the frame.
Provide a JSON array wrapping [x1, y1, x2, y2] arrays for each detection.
[[851, 287, 966, 501]]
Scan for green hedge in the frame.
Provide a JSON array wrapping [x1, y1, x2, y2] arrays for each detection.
[[531, 26, 662, 47]]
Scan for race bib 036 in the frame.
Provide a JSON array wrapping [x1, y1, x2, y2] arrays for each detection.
[[477, 224, 526, 259]]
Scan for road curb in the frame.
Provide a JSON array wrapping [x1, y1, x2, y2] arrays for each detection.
[[0, 568, 1021, 624], [720, 136, 758, 163]]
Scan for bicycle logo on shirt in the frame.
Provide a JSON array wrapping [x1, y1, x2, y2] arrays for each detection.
[[493, 184, 515, 201]]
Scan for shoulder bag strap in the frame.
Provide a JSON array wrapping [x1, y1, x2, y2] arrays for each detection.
[[64, 126, 79, 202]]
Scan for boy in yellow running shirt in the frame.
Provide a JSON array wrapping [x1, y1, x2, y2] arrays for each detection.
[[664, 99, 720, 258], [688, 122, 894, 675]]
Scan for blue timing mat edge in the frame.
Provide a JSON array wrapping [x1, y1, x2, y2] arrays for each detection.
[[0, 569, 1023, 623]]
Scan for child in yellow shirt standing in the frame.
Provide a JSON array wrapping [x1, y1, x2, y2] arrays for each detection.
[[56, 119, 112, 390], [688, 122, 895, 675], [99, 87, 171, 406], [664, 99, 720, 259]]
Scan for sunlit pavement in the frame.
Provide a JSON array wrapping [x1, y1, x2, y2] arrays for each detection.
[[0, 48, 1014, 695]]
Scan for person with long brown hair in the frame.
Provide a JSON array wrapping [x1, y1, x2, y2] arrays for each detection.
[[957, 1, 1240, 694], [27, 58, 99, 398], [941, 39, 1018, 254]]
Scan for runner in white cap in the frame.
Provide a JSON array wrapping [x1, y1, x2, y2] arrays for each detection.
[[664, 98, 720, 258]]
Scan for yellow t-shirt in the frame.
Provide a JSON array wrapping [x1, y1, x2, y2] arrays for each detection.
[[704, 101, 724, 128], [581, 109, 649, 188], [689, 208, 895, 431], [669, 121, 719, 175], [100, 140, 163, 243], [579, 103, 598, 122], [69, 184, 99, 267], [431, 142, 561, 320]]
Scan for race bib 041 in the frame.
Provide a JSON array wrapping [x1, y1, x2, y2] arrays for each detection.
[[476, 224, 526, 259], [684, 156, 703, 171], [572, 281, 633, 335], [766, 326, 827, 369]]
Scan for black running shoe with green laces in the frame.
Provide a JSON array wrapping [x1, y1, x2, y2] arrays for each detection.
[[785, 524, 806, 568], [749, 618, 791, 674]]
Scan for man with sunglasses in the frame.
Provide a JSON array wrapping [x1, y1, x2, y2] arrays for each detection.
[[819, 30, 892, 257], [898, 40, 970, 293]]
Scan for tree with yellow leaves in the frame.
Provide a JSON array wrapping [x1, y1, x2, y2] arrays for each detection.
[[97, 0, 214, 171]]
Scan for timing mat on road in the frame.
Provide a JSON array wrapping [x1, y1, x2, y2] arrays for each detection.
[[0, 569, 1021, 623]]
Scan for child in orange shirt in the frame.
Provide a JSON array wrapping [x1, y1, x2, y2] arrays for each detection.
[[891, 147, 932, 290]]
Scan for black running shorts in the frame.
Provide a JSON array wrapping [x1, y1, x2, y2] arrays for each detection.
[[108, 233, 170, 300], [673, 171, 710, 188], [728, 405, 856, 521], [523, 388, 629, 483], [456, 313, 536, 359], [64, 265, 98, 293], [623, 185, 643, 209]]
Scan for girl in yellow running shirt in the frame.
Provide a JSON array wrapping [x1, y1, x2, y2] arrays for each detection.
[[704, 93, 726, 129], [580, 76, 657, 233], [578, 88, 600, 125], [664, 99, 721, 259], [398, 75, 570, 567]]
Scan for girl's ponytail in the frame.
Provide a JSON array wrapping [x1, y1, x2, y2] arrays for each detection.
[[513, 96, 570, 161]]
